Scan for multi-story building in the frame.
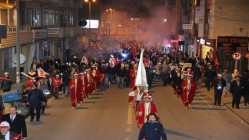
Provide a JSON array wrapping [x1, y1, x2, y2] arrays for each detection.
[[0, 0, 33, 79], [0, 0, 83, 80], [195, 0, 249, 72]]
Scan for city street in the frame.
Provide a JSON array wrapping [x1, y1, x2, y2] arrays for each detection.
[[26, 82, 249, 140]]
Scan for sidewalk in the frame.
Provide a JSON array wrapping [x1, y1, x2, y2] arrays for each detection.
[[197, 83, 249, 126]]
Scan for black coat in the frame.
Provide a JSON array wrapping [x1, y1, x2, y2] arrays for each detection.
[[230, 80, 244, 96], [28, 88, 46, 106], [2, 114, 27, 137], [1, 78, 12, 91], [138, 121, 167, 140], [213, 78, 226, 91]]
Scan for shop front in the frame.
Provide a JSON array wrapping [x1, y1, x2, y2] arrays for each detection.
[[196, 38, 216, 61], [217, 36, 249, 73]]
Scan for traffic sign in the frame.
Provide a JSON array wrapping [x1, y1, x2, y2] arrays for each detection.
[[232, 52, 242, 60], [245, 53, 249, 59]]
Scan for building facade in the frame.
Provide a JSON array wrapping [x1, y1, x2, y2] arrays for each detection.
[[195, 0, 249, 72], [0, 0, 83, 81]]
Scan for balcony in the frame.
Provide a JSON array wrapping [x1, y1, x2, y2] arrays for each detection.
[[32, 28, 48, 41], [47, 27, 82, 38], [0, 26, 33, 49]]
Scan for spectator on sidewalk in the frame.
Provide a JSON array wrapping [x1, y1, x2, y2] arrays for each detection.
[[2, 106, 27, 139], [222, 69, 232, 96], [230, 75, 243, 109], [241, 70, 249, 106], [213, 74, 226, 106], [138, 113, 167, 140], [1, 72, 12, 92]]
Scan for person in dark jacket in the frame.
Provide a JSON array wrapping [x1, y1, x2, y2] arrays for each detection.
[[171, 67, 182, 96], [213, 74, 226, 106], [62, 70, 71, 97], [138, 113, 167, 140], [1, 72, 12, 92], [205, 65, 216, 91], [2, 106, 27, 139], [28, 83, 46, 122], [240, 70, 249, 106], [117, 63, 127, 88], [230, 76, 244, 109]]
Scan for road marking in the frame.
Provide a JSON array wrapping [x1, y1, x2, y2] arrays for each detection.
[[125, 104, 134, 140], [127, 104, 133, 125]]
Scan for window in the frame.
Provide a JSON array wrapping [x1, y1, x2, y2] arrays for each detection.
[[0, 9, 7, 25], [43, 10, 59, 27], [25, 9, 41, 27], [3, 47, 15, 69]]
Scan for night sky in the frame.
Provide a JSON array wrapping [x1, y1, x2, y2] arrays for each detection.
[[102, 0, 170, 17]]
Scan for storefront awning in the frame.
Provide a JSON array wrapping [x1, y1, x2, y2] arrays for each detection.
[[0, 3, 15, 9]]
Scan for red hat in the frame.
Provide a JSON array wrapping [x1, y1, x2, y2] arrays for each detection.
[[142, 93, 153, 99], [0, 121, 10, 128]]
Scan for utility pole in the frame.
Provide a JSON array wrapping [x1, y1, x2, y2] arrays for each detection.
[[16, 0, 20, 84]]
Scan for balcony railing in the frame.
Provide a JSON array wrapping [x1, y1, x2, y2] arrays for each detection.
[[7, 25, 31, 32], [0, 26, 33, 49], [47, 27, 82, 38], [32, 28, 48, 41]]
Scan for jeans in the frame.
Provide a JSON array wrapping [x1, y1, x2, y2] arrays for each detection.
[[63, 84, 70, 96], [108, 74, 114, 84]]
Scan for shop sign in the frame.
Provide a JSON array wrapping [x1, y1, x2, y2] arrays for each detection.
[[232, 52, 242, 60], [217, 36, 249, 53], [204, 39, 216, 47], [183, 24, 193, 30]]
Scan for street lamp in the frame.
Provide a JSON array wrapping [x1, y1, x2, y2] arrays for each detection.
[[84, 0, 96, 40], [106, 8, 115, 34]]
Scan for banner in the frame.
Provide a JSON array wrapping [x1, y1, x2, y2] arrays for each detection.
[[135, 49, 148, 92], [37, 67, 48, 78]]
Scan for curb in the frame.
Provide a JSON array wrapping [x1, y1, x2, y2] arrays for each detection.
[[197, 84, 249, 127]]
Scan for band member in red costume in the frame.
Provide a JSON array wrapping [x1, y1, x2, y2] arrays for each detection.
[[130, 64, 138, 90], [181, 74, 197, 109], [91, 64, 104, 90], [128, 86, 147, 110], [68, 73, 83, 109], [136, 93, 158, 128], [51, 75, 62, 99], [85, 68, 94, 97]]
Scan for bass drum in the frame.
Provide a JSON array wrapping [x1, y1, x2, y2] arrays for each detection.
[[13, 102, 30, 119]]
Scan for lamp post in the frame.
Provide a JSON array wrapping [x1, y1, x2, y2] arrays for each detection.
[[84, 0, 96, 41], [106, 8, 114, 35], [16, 0, 20, 84]]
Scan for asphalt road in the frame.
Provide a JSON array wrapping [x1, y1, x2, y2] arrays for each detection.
[[26, 82, 249, 140]]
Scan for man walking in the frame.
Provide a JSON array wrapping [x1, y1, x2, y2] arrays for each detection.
[[138, 113, 167, 140], [213, 74, 226, 106], [28, 83, 46, 122], [2, 106, 27, 139], [230, 75, 244, 109]]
